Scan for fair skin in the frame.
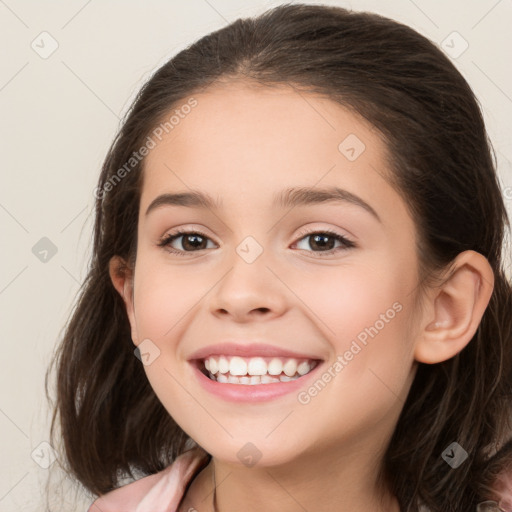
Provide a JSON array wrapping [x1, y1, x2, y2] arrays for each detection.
[[109, 81, 494, 512]]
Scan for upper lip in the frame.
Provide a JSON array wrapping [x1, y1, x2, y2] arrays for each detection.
[[188, 342, 323, 361]]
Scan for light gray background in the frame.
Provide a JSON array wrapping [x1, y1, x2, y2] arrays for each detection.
[[1, 1, 511, 510]]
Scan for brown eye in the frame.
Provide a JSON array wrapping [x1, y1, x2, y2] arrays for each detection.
[[293, 230, 355, 256], [158, 230, 216, 255]]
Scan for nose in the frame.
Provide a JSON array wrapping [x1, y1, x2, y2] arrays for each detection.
[[208, 251, 289, 323]]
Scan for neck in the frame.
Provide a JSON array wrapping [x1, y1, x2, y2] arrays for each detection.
[[203, 439, 400, 512]]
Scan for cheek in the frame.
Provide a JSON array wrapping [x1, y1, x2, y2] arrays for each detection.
[[132, 258, 203, 341], [293, 258, 416, 395], [130, 262, 198, 422], [292, 269, 416, 444], [292, 259, 411, 345]]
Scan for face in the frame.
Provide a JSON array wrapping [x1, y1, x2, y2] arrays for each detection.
[[118, 82, 424, 468]]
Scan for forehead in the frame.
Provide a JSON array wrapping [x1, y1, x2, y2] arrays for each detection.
[[140, 81, 410, 228], [145, 81, 387, 169]]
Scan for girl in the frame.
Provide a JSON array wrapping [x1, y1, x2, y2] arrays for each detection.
[[47, 3, 512, 511]]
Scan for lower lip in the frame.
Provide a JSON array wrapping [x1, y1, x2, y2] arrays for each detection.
[[191, 362, 323, 402]]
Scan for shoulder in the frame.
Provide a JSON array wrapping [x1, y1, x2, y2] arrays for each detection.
[[87, 446, 210, 512]]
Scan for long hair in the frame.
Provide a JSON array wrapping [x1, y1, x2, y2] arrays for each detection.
[[46, 4, 512, 510]]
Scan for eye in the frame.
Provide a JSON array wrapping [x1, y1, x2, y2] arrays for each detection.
[[292, 228, 356, 256], [157, 229, 217, 256], [157, 227, 356, 257]]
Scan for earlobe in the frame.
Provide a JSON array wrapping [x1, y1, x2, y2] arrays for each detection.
[[108, 255, 138, 344], [414, 250, 494, 364]]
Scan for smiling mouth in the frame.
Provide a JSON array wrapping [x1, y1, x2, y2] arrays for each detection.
[[196, 355, 321, 385]]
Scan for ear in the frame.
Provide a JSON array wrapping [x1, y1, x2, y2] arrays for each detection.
[[109, 255, 138, 344], [414, 250, 494, 364]]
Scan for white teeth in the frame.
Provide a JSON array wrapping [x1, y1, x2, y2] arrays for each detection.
[[229, 356, 247, 376], [208, 357, 218, 374], [248, 357, 267, 376], [202, 355, 318, 384], [297, 361, 311, 376], [208, 373, 299, 385], [283, 359, 297, 377], [218, 356, 229, 374], [267, 358, 283, 375]]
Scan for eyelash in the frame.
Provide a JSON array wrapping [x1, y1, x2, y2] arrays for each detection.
[[157, 227, 356, 257]]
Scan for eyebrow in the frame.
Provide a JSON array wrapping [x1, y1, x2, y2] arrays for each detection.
[[145, 186, 381, 223]]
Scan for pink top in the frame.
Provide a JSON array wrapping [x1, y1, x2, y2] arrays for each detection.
[[87, 447, 209, 512], [490, 469, 512, 510], [87, 447, 512, 512]]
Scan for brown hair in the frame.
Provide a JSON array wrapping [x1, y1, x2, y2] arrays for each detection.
[[46, 3, 512, 510]]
